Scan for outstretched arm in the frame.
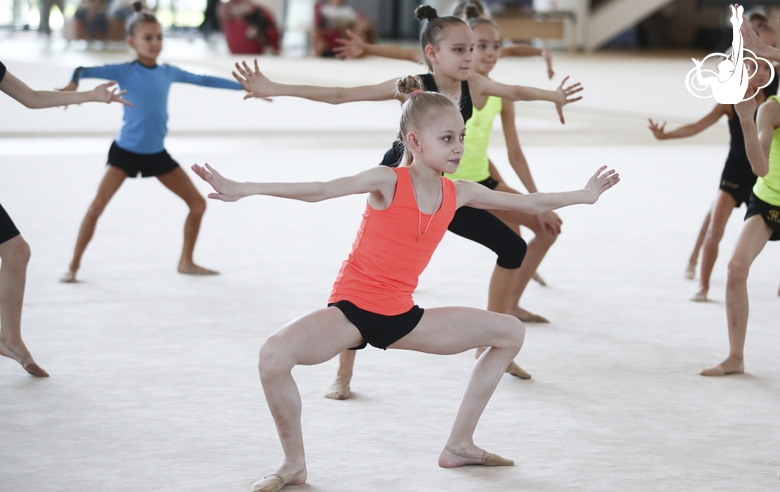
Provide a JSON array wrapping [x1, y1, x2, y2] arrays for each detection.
[[737, 97, 777, 177], [648, 104, 727, 140], [470, 73, 582, 124], [740, 15, 780, 61], [335, 30, 425, 64], [192, 163, 398, 204], [499, 45, 554, 79], [457, 166, 619, 214], [0, 70, 130, 109], [232, 59, 401, 103]]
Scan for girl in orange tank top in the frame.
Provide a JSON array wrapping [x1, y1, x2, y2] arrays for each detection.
[[192, 83, 618, 492]]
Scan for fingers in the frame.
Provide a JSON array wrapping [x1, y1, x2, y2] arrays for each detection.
[[558, 75, 570, 88], [254, 58, 260, 73]]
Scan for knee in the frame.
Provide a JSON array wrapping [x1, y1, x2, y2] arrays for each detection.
[[535, 228, 558, 247], [705, 225, 725, 244], [8, 237, 31, 266], [87, 198, 107, 219], [499, 316, 525, 354], [188, 196, 207, 216], [496, 236, 527, 270], [727, 258, 750, 285], [258, 336, 292, 382]]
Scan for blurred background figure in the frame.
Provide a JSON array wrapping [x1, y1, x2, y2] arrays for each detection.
[[219, 0, 281, 54], [311, 0, 374, 57]]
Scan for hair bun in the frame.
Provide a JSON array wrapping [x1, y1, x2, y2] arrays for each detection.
[[396, 75, 422, 95], [132, 1, 144, 12], [415, 5, 438, 21], [464, 4, 481, 20]]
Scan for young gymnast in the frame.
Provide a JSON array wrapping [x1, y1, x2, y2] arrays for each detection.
[[0, 60, 129, 376], [700, 89, 780, 376], [648, 58, 773, 301], [193, 81, 619, 492], [448, 10, 563, 325], [232, 4, 582, 397], [334, 0, 556, 80], [58, 2, 243, 282]]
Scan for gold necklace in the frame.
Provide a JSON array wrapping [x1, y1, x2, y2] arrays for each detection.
[[409, 167, 442, 242]]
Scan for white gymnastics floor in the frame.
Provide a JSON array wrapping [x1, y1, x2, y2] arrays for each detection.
[[1, 38, 779, 491]]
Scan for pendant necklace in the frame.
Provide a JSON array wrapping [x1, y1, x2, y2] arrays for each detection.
[[410, 167, 442, 242]]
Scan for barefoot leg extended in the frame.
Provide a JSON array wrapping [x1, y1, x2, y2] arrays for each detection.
[[389, 307, 525, 466], [257, 307, 364, 487], [701, 215, 771, 376], [692, 192, 736, 301], [156, 167, 216, 275], [686, 209, 711, 279], [0, 235, 46, 376], [64, 165, 127, 281]]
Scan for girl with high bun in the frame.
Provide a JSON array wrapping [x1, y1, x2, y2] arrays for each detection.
[[233, 4, 582, 398], [0, 60, 129, 376], [193, 80, 618, 492], [334, 0, 556, 80], [58, 2, 244, 282]]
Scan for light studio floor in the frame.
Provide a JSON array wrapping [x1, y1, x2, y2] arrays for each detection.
[[1, 37, 779, 491]]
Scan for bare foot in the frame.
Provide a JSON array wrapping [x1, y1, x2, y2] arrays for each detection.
[[532, 271, 547, 286], [506, 360, 531, 379], [59, 270, 78, 283], [324, 381, 350, 400], [251, 463, 306, 492], [507, 306, 550, 324], [177, 263, 219, 275], [690, 290, 709, 302], [684, 264, 696, 280], [438, 445, 514, 468], [0, 339, 49, 377], [700, 357, 744, 377]]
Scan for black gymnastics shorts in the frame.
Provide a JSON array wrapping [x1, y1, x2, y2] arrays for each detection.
[[478, 176, 500, 190], [720, 159, 756, 207], [328, 300, 424, 350], [108, 141, 179, 178], [0, 202, 21, 245], [745, 193, 780, 241]]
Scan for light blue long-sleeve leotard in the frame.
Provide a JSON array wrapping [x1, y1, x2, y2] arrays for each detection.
[[73, 61, 241, 154]]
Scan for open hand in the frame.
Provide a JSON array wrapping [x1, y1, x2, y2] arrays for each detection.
[[537, 210, 562, 235], [584, 165, 620, 203], [555, 76, 583, 124], [191, 163, 246, 202], [647, 119, 667, 139], [334, 29, 365, 60], [92, 81, 132, 106], [233, 59, 275, 101]]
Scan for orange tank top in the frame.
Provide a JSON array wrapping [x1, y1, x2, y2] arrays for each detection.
[[328, 166, 457, 315]]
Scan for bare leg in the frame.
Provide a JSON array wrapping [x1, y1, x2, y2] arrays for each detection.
[[156, 167, 217, 275], [389, 307, 525, 467], [255, 307, 365, 490], [692, 192, 736, 302], [324, 349, 355, 400], [490, 183, 559, 322], [0, 235, 46, 376], [686, 209, 711, 279], [62, 165, 127, 282], [701, 216, 771, 376]]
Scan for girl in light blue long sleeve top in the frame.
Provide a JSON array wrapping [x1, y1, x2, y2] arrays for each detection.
[[60, 2, 242, 282]]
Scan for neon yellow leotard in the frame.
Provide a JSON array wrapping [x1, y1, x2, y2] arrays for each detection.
[[446, 96, 502, 182], [754, 96, 780, 206]]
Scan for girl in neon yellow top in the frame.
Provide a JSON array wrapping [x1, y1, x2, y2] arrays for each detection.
[[445, 14, 565, 325], [700, 93, 780, 377]]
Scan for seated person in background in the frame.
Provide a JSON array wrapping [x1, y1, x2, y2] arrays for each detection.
[[75, 0, 109, 38], [219, 0, 281, 54], [313, 0, 375, 57]]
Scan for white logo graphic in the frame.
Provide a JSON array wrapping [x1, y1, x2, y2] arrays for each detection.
[[685, 5, 774, 104]]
